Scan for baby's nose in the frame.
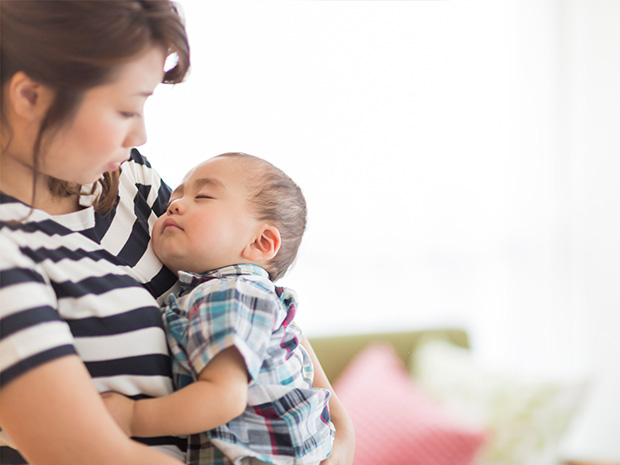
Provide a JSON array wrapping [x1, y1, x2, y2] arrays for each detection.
[[167, 199, 181, 214]]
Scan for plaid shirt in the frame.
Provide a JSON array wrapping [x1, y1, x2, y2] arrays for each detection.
[[163, 264, 334, 465]]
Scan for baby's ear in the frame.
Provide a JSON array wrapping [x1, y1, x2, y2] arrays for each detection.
[[242, 225, 281, 262]]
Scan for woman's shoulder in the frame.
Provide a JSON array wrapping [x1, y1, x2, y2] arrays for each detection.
[[120, 148, 162, 185], [128, 148, 152, 166], [0, 202, 72, 253], [114, 148, 172, 223], [0, 223, 38, 271]]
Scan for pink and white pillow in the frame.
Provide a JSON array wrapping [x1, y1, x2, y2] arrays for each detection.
[[333, 343, 486, 465], [412, 339, 585, 465]]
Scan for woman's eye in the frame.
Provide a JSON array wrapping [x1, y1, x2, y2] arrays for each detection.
[[120, 111, 139, 118]]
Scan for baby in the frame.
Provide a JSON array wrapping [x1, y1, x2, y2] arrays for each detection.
[[103, 152, 334, 465]]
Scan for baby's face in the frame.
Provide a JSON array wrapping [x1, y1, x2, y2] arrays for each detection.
[[152, 157, 260, 275]]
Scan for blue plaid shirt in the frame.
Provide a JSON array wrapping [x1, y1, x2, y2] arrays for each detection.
[[163, 264, 333, 465]]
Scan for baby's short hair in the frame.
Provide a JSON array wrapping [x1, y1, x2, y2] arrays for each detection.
[[215, 153, 307, 281]]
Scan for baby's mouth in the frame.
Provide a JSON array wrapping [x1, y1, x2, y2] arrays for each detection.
[[161, 217, 183, 232]]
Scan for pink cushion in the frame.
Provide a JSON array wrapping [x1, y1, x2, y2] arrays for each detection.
[[333, 343, 485, 465]]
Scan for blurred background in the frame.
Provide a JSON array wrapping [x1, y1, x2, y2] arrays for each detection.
[[142, 0, 620, 462]]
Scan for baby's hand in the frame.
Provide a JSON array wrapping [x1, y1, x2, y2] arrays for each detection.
[[101, 391, 136, 437]]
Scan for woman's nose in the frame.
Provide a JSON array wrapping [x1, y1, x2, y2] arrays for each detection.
[[124, 117, 148, 148]]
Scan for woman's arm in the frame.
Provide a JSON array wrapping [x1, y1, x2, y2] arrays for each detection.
[[301, 335, 355, 465], [103, 347, 249, 438], [0, 355, 183, 465]]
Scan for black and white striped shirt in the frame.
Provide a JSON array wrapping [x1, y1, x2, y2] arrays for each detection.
[[0, 149, 184, 463]]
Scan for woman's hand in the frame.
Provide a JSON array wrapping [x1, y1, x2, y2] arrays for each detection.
[[101, 391, 136, 437], [301, 335, 355, 465], [321, 437, 355, 465], [320, 399, 355, 465]]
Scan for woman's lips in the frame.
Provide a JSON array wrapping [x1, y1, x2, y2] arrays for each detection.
[[107, 153, 130, 171]]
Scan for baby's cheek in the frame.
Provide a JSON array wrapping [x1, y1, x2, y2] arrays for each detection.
[[151, 224, 163, 254]]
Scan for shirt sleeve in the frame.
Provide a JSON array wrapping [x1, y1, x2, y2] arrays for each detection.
[[113, 149, 177, 302], [183, 277, 279, 381], [124, 148, 173, 217], [0, 234, 76, 388]]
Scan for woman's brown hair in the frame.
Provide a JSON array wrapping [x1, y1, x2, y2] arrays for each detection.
[[216, 153, 308, 282], [0, 0, 190, 212]]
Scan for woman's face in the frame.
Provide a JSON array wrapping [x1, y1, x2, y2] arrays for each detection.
[[39, 46, 166, 185]]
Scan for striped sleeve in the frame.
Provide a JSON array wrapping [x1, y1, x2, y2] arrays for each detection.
[[97, 149, 177, 302], [125, 148, 172, 218], [0, 233, 76, 387]]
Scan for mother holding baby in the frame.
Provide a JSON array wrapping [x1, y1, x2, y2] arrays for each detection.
[[0, 2, 354, 464]]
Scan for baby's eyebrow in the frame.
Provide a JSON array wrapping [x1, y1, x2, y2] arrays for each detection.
[[193, 177, 224, 190], [170, 184, 185, 197]]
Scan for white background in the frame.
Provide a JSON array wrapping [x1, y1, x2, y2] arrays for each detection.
[[142, 1, 620, 460]]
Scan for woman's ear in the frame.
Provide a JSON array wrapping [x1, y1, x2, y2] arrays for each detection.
[[8, 72, 54, 120], [242, 225, 281, 262]]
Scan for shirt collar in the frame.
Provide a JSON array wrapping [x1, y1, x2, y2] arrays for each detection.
[[177, 264, 269, 291], [79, 182, 101, 208]]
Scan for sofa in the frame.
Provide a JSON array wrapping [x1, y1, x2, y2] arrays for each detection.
[[309, 328, 584, 465], [310, 328, 470, 383]]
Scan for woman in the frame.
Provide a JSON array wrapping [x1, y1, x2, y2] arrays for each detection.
[[0, 2, 353, 464]]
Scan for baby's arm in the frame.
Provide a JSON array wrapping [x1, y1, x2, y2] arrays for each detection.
[[103, 347, 248, 438]]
